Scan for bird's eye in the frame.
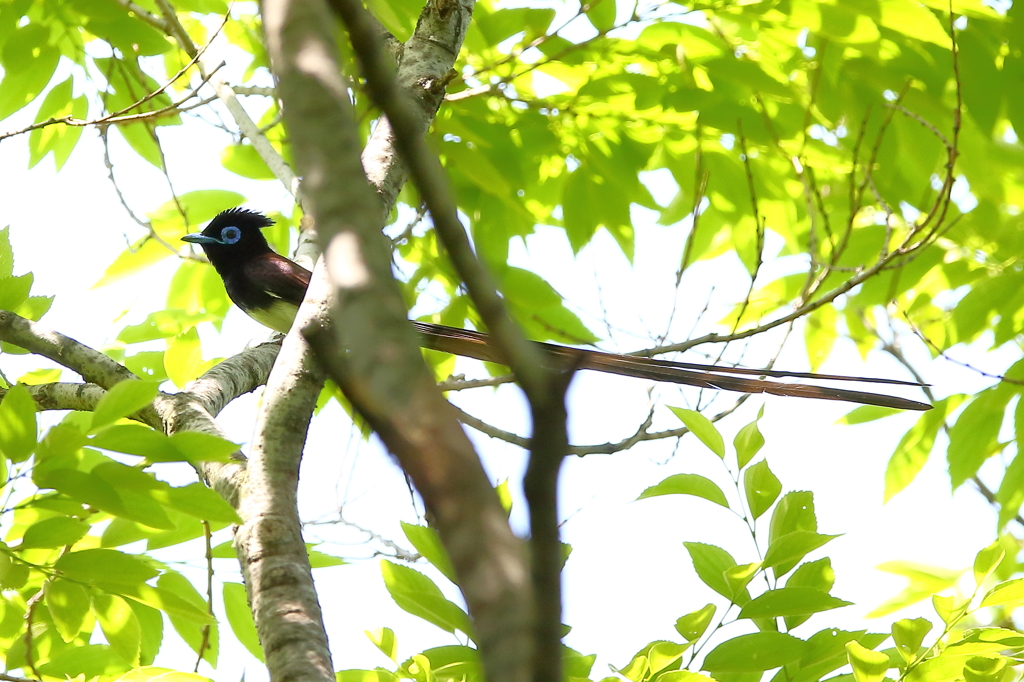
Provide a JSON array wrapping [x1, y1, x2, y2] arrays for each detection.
[[221, 226, 242, 244]]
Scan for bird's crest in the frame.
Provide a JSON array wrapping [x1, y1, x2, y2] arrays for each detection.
[[209, 208, 276, 230]]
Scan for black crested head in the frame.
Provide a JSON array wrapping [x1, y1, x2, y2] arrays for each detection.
[[182, 208, 277, 272]]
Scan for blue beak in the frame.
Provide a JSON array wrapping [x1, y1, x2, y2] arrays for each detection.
[[182, 233, 223, 245]]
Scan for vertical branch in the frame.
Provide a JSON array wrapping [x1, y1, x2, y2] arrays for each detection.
[[194, 520, 216, 673], [232, 269, 333, 682], [330, 0, 550, 399], [262, 2, 535, 682], [522, 369, 575, 682]]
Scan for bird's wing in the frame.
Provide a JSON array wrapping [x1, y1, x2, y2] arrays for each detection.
[[244, 253, 313, 307], [412, 321, 932, 411]]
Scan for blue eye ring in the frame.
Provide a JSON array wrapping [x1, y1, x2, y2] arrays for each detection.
[[221, 226, 242, 244]]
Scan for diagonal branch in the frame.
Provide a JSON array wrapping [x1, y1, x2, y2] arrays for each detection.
[[332, 2, 573, 678], [153, 0, 301, 199]]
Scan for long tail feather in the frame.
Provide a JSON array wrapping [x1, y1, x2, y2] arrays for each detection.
[[413, 322, 932, 411]]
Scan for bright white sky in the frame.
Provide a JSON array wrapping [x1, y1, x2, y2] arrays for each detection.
[[0, 8, 1016, 680]]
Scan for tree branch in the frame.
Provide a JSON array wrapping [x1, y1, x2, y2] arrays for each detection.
[[153, 0, 301, 199], [333, 3, 576, 676], [262, 1, 534, 680], [332, 0, 551, 402], [233, 262, 334, 682], [358, 0, 469, 218]]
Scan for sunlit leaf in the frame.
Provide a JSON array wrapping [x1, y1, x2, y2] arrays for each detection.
[[845, 641, 889, 682], [743, 459, 781, 519], [45, 578, 91, 642], [90, 380, 160, 431], [224, 582, 264, 662], [638, 473, 730, 509], [380, 560, 474, 639], [668, 407, 725, 457], [703, 632, 809, 672], [401, 522, 457, 583]]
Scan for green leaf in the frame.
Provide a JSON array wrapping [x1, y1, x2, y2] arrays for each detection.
[[932, 593, 969, 625], [839, 405, 902, 425], [501, 267, 600, 344], [657, 673, 717, 682], [724, 562, 761, 600], [15, 295, 53, 322], [159, 571, 217, 665], [128, 600, 162, 666], [37, 643, 129, 678], [0, 226, 13, 278], [563, 169, 599, 252], [224, 582, 264, 662], [401, 522, 457, 583], [702, 632, 809, 672], [564, 645, 598, 678], [668, 407, 725, 457], [116, 583, 216, 624], [786, 558, 835, 592], [163, 482, 241, 523], [55, 548, 160, 586], [28, 77, 88, 170], [94, 593, 142, 666], [118, 310, 212, 344], [964, 656, 1009, 682], [845, 641, 889, 682], [20, 515, 89, 549], [90, 424, 178, 461], [948, 391, 1008, 489], [743, 460, 781, 519], [94, 238, 176, 288], [997, 401, 1024, 526], [943, 628, 1024, 657], [0, 383, 37, 462], [892, 618, 932, 663], [763, 532, 839, 577], [221, 143, 275, 179], [44, 578, 91, 642], [366, 627, 398, 662], [637, 473, 730, 509], [784, 558, 836, 629], [380, 560, 474, 638], [974, 541, 1006, 588], [90, 381, 159, 431], [646, 641, 689, 676], [0, 24, 60, 121], [804, 305, 837, 372], [305, 547, 346, 569], [43, 467, 175, 530], [165, 327, 204, 388], [734, 417, 764, 469], [0, 273, 33, 309], [167, 431, 241, 462], [737, 587, 851, 620], [584, 0, 616, 34], [675, 603, 716, 641], [885, 398, 952, 501], [124, 351, 169, 382], [981, 578, 1024, 608], [768, 491, 817, 569], [878, 0, 951, 46], [150, 190, 248, 229], [683, 542, 749, 605]]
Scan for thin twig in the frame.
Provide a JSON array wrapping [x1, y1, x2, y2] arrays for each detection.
[[23, 588, 44, 678], [194, 520, 216, 672]]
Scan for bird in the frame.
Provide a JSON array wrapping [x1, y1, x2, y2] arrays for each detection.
[[183, 208, 932, 411]]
